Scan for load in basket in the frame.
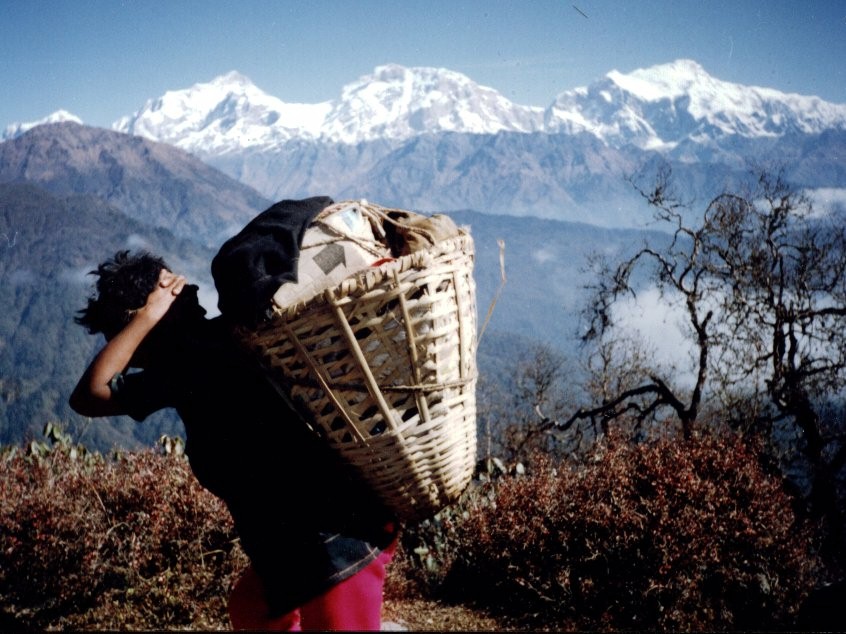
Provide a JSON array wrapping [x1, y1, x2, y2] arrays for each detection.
[[213, 199, 478, 523]]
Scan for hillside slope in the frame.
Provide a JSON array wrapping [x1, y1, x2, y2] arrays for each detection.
[[0, 122, 270, 248], [0, 183, 214, 449], [0, 124, 671, 450]]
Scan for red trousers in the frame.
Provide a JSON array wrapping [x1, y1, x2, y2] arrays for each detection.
[[228, 541, 396, 631]]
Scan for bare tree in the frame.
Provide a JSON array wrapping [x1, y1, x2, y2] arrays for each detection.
[[481, 344, 577, 468], [576, 164, 717, 439], [702, 170, 846, 555], [578, 331, 687, 440], [570, 165, 846, 562]]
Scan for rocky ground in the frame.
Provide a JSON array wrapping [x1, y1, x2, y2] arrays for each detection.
[[382, 598, 559, 632], [383, 599, 507, 631]]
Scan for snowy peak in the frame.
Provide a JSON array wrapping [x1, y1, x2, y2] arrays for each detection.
[[546, 58, 846, 150], [113, 71, 330, 153], [321, 64, 543, 143], [111, 65, 542, 152], [2, 110, 83, 141], [607, 59, 714, 101], [9, 60, 843, 156]]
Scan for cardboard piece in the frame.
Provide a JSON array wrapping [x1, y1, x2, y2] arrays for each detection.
[[272, 203, 387, 309]]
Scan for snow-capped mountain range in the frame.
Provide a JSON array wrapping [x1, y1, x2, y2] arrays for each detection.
[[9, 60, 846, 152], [5, 59, 846, 225], [4, 59, 845, 451], [113, 59, 846, 152], [3, 109, 83, 141], [545, 61, 846, 149], [109, 64, 546, 153]]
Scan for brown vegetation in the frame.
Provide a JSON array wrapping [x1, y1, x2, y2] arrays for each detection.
[[0, 437, 246, 631], [0, 423, 830, 631], [394, 431, 820, 631]]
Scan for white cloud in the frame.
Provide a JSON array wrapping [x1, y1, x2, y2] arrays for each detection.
[[532, 247, 557, 264], [611, 286, 693, 364], [196, 282, 220, 318], [58, 266, 93, 285], [805, 187, 846, 213], [8, 269, 35, 285], [126, 234, 152, 250]]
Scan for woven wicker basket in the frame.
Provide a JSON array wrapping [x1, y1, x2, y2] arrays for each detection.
[[238, 209, 478, 522]]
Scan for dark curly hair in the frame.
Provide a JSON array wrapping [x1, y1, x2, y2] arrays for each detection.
[[75, 250, 170, 338]]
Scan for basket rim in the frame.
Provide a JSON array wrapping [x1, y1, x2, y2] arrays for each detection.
[[269, 229, 474, 320]]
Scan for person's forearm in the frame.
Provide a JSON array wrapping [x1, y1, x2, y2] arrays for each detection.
[[69, 270, 184, 417], [69, 310, 160, 416]]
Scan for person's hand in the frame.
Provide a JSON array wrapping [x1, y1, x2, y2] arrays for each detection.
[[139, 269, 187, 324], [69, 268, 189, 416]]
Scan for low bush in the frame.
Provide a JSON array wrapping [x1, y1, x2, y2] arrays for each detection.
[[434, 431, 820, 631], [0, 428, 823, 631], [0, 436, 247, 630]]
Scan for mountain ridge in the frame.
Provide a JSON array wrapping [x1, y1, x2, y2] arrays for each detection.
[[110, 59, 846, 152], [0, 122, 270, 247], [7, 59, 845, 152], [0, 128, 658, 449], [547, 59, 846, 150], [5, 59, 845, 227], [0, 108, 841, 450]]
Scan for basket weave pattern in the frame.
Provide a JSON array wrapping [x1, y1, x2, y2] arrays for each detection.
[[240, 231, 478, 522]]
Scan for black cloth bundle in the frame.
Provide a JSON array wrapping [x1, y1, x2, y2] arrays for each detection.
[[211, 196, 334, 326]]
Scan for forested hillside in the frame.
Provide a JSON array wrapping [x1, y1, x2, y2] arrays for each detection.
[[0, 122, 270, 247], [0, 124, 665, 452], [0, 183, 214, 448]]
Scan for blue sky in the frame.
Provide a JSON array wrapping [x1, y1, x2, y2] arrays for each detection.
[[1, 0, 845, 129]]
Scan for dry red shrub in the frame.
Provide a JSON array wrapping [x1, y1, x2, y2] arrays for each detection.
[[444, 431, 819, 631], [0, 442, 247, 630]]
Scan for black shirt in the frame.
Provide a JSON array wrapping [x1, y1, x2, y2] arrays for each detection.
[[110, 316, 395, 615]]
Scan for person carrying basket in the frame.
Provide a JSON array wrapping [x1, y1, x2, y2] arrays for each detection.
[[69, 243, 398, 631]]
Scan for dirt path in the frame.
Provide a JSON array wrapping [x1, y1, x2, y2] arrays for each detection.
[[383, 598, 536, 631]]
